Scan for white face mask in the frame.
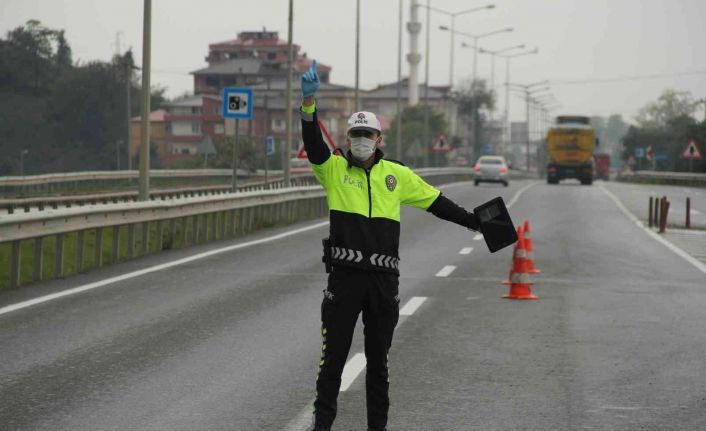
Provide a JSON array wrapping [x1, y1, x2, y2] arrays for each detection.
[[350, 136, 376, 161]]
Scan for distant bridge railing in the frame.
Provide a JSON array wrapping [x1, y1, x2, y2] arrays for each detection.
[[0, 167, 476, 289]]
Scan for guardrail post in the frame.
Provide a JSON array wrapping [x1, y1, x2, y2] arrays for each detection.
[[55, 233, 65, 278], [94, 227, 103, 268], [156, 220, 164, 251], [33, 237, 44, 282], [141, 222, 149, 254], [192, 215, 200, 244], [127, 224, 135, 258], [10, 240, 21, 288], [111, 226, 120, 264], [75, 230, 85, 273], [169, 218, 176, 248], [686, 197, 691, 229], [648, 197, 653, 227], [201, 214, 208, 243]]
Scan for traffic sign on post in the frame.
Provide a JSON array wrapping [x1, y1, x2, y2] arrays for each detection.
[[431, 133, 452, 153], [682, 139, 702, 160], [266, 136, 275, 156], [221, 87, 253, 191], [222, 87, 253, 119]]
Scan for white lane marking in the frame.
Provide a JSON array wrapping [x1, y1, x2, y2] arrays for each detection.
[[599, 184, 706, 276], [473, 234, 483, 241], [435, 265, 456, 277], [0, 221, 331, 317], [399, 296, 427, 316], [339, 353, 367, 392], [284, 296, 430, 430], [459, 247, 473, 255], [506, 182, 536, 208]]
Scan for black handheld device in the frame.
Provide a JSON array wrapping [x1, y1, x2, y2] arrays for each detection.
[[473, 197, 518, 253]]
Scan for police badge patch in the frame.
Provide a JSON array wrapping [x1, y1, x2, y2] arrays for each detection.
[[385, 174, 397, 192]]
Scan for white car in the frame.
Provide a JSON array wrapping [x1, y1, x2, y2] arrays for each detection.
[[474, 156, 509, 187]]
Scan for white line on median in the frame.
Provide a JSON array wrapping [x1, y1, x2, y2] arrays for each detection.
[[459, 247, 473, 255], [599, 183, 706, 276], [506, 182, 536, 208], [0, 220, 331, 317], [399, 296, 427, 316], [435, 265, 456, 277]]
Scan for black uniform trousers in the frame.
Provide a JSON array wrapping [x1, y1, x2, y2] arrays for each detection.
[[314, 266, 400, 430]]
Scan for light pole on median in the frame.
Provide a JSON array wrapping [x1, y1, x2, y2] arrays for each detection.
[[477, 44, 525, 102], [441, 25, 513, 156], [20, 149, 28, 176], [509, 81, 549, 172], [415, 4, 496, 88], [498, 48, 538, 158]]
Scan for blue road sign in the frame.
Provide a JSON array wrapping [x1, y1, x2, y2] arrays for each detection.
[[634, 147, 645, 158], [222, 87, 253, 119], [266, 136, 275, 156], [655, 153, 668, 162]]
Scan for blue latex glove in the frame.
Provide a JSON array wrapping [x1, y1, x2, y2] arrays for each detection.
[[301, 59, 320, 98]]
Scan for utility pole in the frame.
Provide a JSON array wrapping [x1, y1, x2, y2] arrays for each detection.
[[138, 0, 151, 201], [284, 0, 294, 187], [355, 0, 361, 111], [422, 0, 431, 167], [396, 0, 403, 161]]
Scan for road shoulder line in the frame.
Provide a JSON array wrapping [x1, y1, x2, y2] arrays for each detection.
[[599, 183, 706, 276]]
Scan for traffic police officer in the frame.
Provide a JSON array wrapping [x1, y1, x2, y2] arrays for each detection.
[[301, 60, 480, 431]]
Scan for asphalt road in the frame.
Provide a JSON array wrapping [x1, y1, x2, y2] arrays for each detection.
[[1, 179, 705, 431]]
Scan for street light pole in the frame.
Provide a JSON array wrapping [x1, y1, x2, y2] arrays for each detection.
[[20, 149, 28, 176], [449, 27, 513, 156], [423, 0, 430, 167], [138, 0, 151, 201], [498, 48, 538, 158], [284, 0, 294, 187], [396, 0, 403, 161], [355, 0, 361, 111]]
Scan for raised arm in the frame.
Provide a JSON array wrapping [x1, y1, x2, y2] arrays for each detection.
[[300, 59, 330, 165]]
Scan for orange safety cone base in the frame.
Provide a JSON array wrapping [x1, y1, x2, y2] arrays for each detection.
[[502, 283, 539, 300]]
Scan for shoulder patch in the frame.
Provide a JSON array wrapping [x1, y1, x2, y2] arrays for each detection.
[[385, 174, 397, 191]]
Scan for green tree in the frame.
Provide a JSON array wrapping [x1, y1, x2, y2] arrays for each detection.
[[386, 105, 447, 166], [635, 89, 698, 129], [456, 79, 495, 156]]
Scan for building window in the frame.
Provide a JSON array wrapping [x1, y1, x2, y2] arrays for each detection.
[[191, 106, 202, 115], [267, 52, 276, 60], [206, 77, 218, 87], [192, 123, 201, 134], [215, 124, 224, 134], [272, 118, 286, 133]]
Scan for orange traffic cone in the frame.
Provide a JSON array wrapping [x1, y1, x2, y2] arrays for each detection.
[[523, 219, 540, 274], [502, 226, 538, 300]]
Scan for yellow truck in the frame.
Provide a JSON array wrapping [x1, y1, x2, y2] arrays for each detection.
[[546, 116, 598, 185]]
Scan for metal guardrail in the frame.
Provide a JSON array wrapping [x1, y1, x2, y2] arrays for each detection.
[[0, 168, 477, 289], [616, 171, 706, 187], [0, 175, 318, 214]]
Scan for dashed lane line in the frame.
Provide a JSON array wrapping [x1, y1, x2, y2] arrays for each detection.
[[459, 247, 473, 255], [435, 265, 457, 277], [283, 296, 429, 431], [399, 296, 427, 316], [473, 234, 483, 241]]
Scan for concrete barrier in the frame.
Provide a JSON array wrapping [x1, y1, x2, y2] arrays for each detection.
[[616, 171, 706, 188]]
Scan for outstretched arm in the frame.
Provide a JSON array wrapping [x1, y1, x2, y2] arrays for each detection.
[[427, 194, 480, 231], [300, 60, 329, 165]]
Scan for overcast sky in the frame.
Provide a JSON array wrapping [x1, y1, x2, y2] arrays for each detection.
[[2, 0, 705, 123]]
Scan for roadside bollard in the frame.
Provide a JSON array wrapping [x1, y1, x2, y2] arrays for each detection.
[[653, 196, 660, 228], [648, 196, 654, 228], [659, 196, 670, 233], [686, 197, 691, 229]]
